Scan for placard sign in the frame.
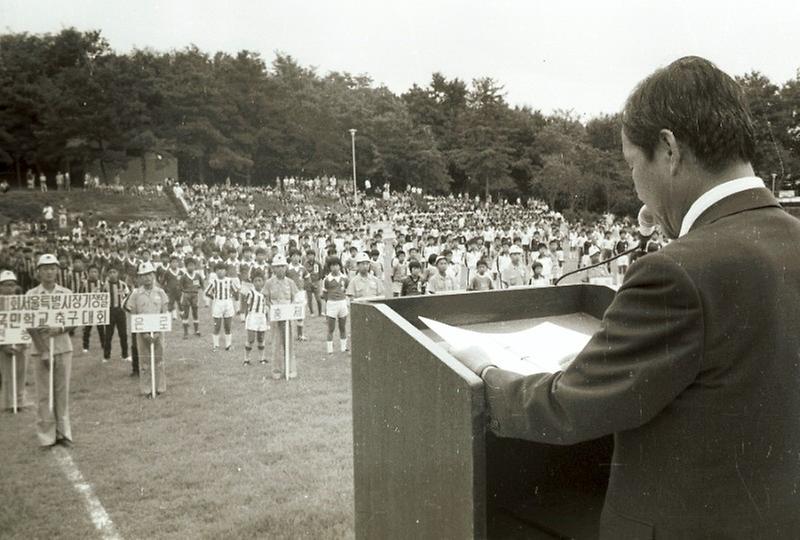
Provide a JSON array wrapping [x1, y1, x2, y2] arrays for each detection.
[[0, 326, 33, 345], [0, 293, 109, 331], [131, 313, 173, 333], [269, 303, 305, 321]]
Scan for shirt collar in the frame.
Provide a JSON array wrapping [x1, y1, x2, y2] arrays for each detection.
[[679, 176, 765, 237]]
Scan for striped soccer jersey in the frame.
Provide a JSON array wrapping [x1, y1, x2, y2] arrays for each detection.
[[204, 277, 239, 300], [246, 289, 268, 315]]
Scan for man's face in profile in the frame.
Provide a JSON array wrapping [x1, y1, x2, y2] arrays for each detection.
[[621, 130, 674, 236]]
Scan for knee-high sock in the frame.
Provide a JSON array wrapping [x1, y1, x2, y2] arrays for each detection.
[[212, 334, 219, 347], [225, 333, 232, 348]]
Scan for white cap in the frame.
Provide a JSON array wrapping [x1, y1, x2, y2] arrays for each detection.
[[271, 254, 287, 267], [138, 261, 157, 275], [0, 270, 17, 283], [355, 252, 371, 264], [588, 245, 601, 257], [36, 254, 60, 268], [434, 255, 448, 264], [509, 245, 524, 255]]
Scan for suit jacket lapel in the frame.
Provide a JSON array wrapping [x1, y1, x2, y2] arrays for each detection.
[[689, 187, 781, 234]]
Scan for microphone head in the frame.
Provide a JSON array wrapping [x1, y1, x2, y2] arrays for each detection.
[[638, 205, 656, 236]]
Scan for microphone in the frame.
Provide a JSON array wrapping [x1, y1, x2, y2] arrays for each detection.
[[637, 205, 655, 250]]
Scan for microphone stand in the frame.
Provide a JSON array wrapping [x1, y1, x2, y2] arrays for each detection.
[[554, 246, 641, 286]]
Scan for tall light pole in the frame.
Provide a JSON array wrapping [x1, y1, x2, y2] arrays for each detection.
[[349, 128, 358, 203]]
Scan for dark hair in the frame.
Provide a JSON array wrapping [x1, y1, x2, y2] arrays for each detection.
[[408, 260, 421, 271], [622, 56, 755, 172]]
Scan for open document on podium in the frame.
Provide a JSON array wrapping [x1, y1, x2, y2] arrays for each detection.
[[419, 316, 593, 375]]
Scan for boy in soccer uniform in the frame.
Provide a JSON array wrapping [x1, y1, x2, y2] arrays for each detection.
[[204, 262, 239, 352], [78, 264, 106, 355], [243, 273, 268, 366], [469, 259, 494, 291], [179, 257, 204, 339], [205, 251, 223, 307], [321, 258, 349, 354], [252, 248, 271, 280], [400, 260, 424, 296], [286, 249, 309, 341], [304, 251, 322, 316], [161, 255, 183, 321], [237, 247, 254, 322], [391, 250, 409, 297]]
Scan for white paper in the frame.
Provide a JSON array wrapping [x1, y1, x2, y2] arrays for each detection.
[[419, 316, 593, 375]]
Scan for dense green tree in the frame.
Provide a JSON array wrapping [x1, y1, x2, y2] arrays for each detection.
[[2, 27, 799, 216]]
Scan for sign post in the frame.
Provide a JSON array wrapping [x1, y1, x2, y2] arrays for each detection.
[[130, 313, 172, 399], [0, 292, 110, 412], [48, 337, 54, 412], [11, 351, 17, 413], [269, 303, 305, 381], [0, 327, 31, 414]]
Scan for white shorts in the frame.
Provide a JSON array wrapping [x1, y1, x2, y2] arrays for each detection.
[[617, 255, 630, 267], [212, 299, 235, 318], [245, 312, 268, 332], [325, 299, 349, 319]]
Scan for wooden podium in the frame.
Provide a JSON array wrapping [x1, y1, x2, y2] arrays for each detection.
[[351, 285, 617, 540]]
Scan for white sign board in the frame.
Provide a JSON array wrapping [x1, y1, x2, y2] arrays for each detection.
[[269, 303, 305, 321], [0, 293, 110, 331], [0, 326, 33, 345], [131, 313, 173, 333]]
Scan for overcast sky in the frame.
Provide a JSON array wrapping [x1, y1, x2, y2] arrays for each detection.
[[2, 0, 799, 118]]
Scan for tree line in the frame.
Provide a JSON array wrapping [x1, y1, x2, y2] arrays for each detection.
[[1, 28, 798, 218]]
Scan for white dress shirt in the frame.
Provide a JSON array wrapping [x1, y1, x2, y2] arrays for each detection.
[[679, 176, 765, 237]]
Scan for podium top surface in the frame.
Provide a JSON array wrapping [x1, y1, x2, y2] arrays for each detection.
[[419, 312, 603, 346]]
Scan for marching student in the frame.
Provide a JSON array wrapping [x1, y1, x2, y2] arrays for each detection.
[[500, 245, 530, 288], [179, 257, 204, 339], [391, 250, 409, 297], [26, 254, 76, 447], [237, 246, 255, 322], [243, 272, 268, 366], [468, 259, 494, 291], [79, 264, 106, 356], [426, 255, 457, 294], [204, 261, 238, 352], [0, 270, 32, 411], [102, 266, 130, 363], [304, 250, 322, 316], [161, 255, 183, 321], [321, 258, 349, 354], [264, 255, 299, 379], [400, 260, 424, 296], [531, 262, 550, 287], [123, 262, 169, 397], [346, 252, 384, 299], [581, 245, 611, 283], [286, 249, 308, 341]]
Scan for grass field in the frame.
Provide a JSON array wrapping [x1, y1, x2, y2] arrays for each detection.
[[0, 190, 178, 225], [0, 254, 596, 540], [0, 309, 355, 540]]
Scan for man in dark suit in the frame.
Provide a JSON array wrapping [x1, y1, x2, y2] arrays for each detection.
[[456, 56, 800, 538]]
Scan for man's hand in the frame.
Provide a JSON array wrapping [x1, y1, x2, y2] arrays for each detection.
[[451, 345, 496, 377]]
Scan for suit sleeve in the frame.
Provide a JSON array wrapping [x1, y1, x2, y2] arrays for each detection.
[[483, 251, 704, 445]]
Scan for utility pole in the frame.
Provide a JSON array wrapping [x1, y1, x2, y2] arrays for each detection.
[[349, 129, 358, 204]]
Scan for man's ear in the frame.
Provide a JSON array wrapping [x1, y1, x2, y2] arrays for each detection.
[[659, 129, 681, 175]]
